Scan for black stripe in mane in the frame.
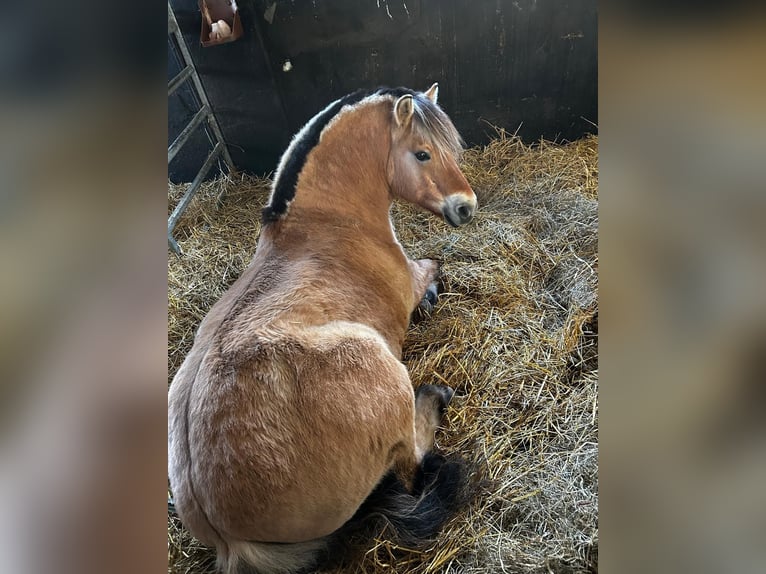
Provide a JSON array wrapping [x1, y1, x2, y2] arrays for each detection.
[[376, 86, 419, 98], [262, 88, 372, 224]]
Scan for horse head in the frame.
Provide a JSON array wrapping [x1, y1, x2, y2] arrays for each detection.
[[386, 84, 477, 227]]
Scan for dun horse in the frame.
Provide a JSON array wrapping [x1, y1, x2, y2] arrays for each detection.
[[168, 84, 477, 574]]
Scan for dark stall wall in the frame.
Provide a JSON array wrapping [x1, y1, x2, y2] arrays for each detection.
[[169, 0, 597, 182], [169, 0, 291, 182]]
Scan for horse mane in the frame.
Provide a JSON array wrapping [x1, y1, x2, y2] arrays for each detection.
[[262, 86, 465, 224]]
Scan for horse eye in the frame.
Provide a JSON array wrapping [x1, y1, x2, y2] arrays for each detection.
[[414, 151, 431, 162]]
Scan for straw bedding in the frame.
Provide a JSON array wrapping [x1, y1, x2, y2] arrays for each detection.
[[168, 132, 598, 574]]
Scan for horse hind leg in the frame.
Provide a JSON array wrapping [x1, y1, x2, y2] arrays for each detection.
[[355, 383, 463, 550], [413, 384, 453, 456], [391, 383, 453, 488]]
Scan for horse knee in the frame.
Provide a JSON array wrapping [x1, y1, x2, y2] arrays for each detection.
[[414, 384, 453, 455]]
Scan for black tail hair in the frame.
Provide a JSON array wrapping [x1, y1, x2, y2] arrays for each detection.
[[326, 452, 469, 568]]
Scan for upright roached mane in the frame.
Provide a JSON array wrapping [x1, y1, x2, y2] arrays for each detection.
[[168, 83, 478, 574], [261, 88, 369, 223], [262, 86, 465, 224]]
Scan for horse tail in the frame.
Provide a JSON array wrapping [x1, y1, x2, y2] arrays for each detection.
[[217, 452, 467, 574], [331, 451, 468, 563], [218, 538, 329, 574]]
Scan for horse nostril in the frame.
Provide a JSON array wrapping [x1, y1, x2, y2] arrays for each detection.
[[443, 197, 475, 227]]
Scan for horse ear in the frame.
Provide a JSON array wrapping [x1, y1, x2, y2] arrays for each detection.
[[394, 94, 414, 127], [424, 82, 439, 104]]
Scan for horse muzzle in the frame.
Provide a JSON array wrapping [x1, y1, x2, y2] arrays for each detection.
[[442, 194, 477, 227]]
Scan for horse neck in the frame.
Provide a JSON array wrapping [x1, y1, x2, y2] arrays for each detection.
[[288, 102, 394, 234]]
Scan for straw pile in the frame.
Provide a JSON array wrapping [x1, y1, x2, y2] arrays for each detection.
[[168, 131, 598, 574]]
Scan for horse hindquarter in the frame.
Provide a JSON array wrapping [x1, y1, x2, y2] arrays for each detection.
[[168, 347, 225, 547], [173, 321, 418, 545]]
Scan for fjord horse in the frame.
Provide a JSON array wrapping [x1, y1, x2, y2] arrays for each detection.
[[168, 84, 477, 574]]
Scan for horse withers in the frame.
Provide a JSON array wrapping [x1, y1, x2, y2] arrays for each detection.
[[168, 83, 477, 574]]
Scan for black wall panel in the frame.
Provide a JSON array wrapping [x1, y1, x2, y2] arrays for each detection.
[[168, 0, 597, 182]]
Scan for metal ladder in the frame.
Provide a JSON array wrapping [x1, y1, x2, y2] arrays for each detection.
[[167, 2, 236, 254]]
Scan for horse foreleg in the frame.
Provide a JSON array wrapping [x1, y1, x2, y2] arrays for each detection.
[[408, 258, 441, 314]]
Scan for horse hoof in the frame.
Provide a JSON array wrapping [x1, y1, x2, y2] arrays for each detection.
[[419, 282, 439, 314], [438, 386, 455, 409]]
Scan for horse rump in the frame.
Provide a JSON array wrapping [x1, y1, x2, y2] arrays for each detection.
[[223, 452, 468, 574]]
